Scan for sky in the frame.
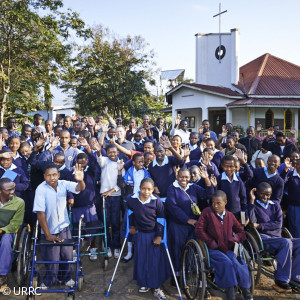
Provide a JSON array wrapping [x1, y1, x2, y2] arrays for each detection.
[[52, 0, 300, 105]]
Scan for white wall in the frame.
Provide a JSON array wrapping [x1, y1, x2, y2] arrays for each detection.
[[195, 29, 239, 88], [232, 107, 248, 129]]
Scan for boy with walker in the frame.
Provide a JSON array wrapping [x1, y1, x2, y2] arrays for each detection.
[[33, 163, 85, 288], [195, 190, 253, 300]]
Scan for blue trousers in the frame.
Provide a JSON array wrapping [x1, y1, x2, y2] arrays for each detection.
[[209, 249, 251, 289], [40, 227, 73, 287], [287, 205, 300, 238], [105, 196, 122, 248], [167, 221, 195, 274], [0, 234, 14, 276], [262, 234, 300, 283]]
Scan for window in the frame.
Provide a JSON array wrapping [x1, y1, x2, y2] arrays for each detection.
[[265, 109, 274, 129], [285, 109, 292, 130]]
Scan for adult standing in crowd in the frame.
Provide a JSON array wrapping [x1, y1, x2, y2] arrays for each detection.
[[239, 126, 261, 163], [170, 116, 190, 145]]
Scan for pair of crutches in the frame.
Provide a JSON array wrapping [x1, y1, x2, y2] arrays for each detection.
[[105, 210, 183, 299]]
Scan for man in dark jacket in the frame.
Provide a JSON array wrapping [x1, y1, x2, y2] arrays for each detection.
[[239, 126, 260, 163], [262, 131, 298, 163], [151, 117, 169, 143]]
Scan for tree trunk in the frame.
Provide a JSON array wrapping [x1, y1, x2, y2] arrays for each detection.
[[0, 93, 8, 127]]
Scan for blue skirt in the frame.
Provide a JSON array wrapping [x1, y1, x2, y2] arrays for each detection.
[[121, 208, 136, 243], [72, 204, 98, 223], [134, 231, 170, 288]]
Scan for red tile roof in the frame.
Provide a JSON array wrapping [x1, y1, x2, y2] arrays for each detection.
[[237, 53, 300, 95], [227, 98, 300, 107], [167, 82, 242, 97]]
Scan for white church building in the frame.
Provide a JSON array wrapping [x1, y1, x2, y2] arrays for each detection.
[[166, 29, 300, 137]]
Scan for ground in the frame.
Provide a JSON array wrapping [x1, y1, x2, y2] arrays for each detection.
[[1, 254, 300, 300]]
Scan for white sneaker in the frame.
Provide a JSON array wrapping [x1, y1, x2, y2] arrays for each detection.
[[139, 286, 150, 293], [89, 248, 97, 261], [114, 248, 120, 259], [107, 247, 112, 258], [153, 288, 167, 300], [73, 250, 77, 261], [40, 283, 48, 290], [65, 279, 75, 287]]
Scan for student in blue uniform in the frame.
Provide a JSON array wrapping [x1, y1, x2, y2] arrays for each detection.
[[7, 135, 27, 175], [132, 131, 145, 153], [280, 158, 300, 238], [205, 138, 224, 172], [249, 155, 284, 202], [165, 167, 213, 286], [127, 178, 170, 300], [148, 136, 184, 202], [118, 153, 151, 263], [196, 190, 253, 300], [216, 155, 248, 221], [248, 182, 300, 292], [188, 132, 201, 161]]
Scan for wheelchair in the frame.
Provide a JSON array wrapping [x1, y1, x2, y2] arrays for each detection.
[[243, 226, 300, 291], [180, 239, 255, 300], [11, 224, 33, 286]]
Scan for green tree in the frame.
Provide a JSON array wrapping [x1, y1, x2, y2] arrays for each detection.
[[0, 0, 90, 125], [64, 26, 158, 119]]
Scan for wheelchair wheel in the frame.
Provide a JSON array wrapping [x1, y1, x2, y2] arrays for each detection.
[[242, 246, 256, 295], [17, 226, 32, 286], [181, 239, 206, 300], [244, 231, 262, 286]]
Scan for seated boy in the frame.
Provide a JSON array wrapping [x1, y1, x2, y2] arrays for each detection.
[[33, 163, 85, 288], [0, 178, 25, 290], [248, 182, 300, 292], [195, 190, 253, 300]]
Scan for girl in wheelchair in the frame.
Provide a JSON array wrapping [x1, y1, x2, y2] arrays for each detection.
[[195, 190, 253, 300], [248, 182, 300, 292]]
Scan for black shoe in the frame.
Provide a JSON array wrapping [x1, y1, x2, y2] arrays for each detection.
[[274, 279, 292, 290], [121, 256, 133, 263]]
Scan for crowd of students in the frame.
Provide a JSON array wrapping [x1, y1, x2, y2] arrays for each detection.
[[0, 110, 300, 300]]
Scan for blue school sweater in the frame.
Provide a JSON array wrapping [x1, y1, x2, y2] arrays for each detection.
[[217, 173, 247, 217], [127, 193, 164, 237], [212, 151, 224, 171], [165, 182, 213, 224], [248, 200, 282, 237], [0, 164, 29, 198], [280, 169, 300, 206], [238, 163, 253, 182], [189, 147, 202, 161], [133, 140, 144, 153], [12, 153, 28, 176], [250, 168, 284, 202], [148, 156, 184, 198]]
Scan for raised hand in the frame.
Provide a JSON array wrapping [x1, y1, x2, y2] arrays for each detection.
[[78, 137, 88, 147], [199, 141, 206, 152], [210, 174, 217, 187], [199, 166, 209, 179], [159, 135, 172, 149], [88, 117, 96, 127], [235, 149, 246, 164], [118, 159, 124, 171], [90, 139, 101, 152], [103, 106, 108, 115], [198, 125, 203, 135], [50, 136, 60, 148], [183, 145, 191, 158], [94, 123, 102, 132], [284, 157, 292, 170], [102, 123, 109, 133], [249, 188, 256, 204], [35, 137, 47, 149], [267, 127, 274, 136], [256, 124, 262, 132], [0, 151, 14, 159], [221, 125, 228, 138], [174, 115, 181, 126], [73, 163, 84, 182], [0, 134, 5, 150], [290, 127, 296, 135], [23, 117, 31, 125]]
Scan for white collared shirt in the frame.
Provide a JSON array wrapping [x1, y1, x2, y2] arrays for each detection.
[[264, 167, 277, 179], [173, 180, 192, 191], [0, 163, 17, 172], [221, 172, 239, 183], [188, 143, 198, 151], [256, 199, 274, 210], [199, 158, 212, 168], [293, 169, 300, 178], [132, 191, 157, 205], [152, 156, 169, 167], [217, 210, 226, 220], [170, 128, 190, 144], [133, 168, 145, 193]]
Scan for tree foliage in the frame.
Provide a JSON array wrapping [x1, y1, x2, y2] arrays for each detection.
[[0, 0, 90, 125], [64, 26, 160, 119]]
